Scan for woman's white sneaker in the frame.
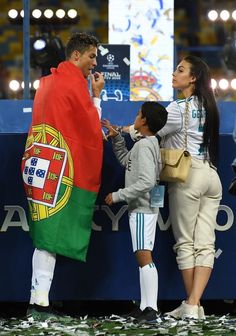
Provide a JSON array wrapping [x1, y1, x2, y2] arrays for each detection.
[[181, 303, 199, 319], [166, 301, 199, 320], [165, 301, 186, 319], [198, 305, 206, 320]]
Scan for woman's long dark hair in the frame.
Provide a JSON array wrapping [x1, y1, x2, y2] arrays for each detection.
[[184, 55, 220, 166]]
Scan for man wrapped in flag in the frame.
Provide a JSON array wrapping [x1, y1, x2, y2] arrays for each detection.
[[21, 32, 104, 319]]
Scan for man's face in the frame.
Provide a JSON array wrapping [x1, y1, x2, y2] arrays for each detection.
[[77, 46, 97, 78]]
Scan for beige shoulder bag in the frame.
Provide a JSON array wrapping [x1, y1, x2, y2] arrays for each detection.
[[160, 101, 191, 183]]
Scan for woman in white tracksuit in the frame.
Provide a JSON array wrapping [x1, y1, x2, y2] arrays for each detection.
[[128, 55, 222, 319]]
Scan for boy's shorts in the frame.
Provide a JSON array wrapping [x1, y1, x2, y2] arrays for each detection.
[[129, 212, 158, 252]]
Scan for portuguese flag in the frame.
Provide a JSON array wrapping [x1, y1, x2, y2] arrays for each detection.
[[21, 61, 103, 261]]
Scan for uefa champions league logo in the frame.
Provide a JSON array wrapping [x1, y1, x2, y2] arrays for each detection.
[[107, 53, 115, 64]]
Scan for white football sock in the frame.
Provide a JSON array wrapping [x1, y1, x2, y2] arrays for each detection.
[[29, 250, 36, 305], [139, 267, 146, 311], [141, 262, 158, 311], [31, 248, 56, 307]]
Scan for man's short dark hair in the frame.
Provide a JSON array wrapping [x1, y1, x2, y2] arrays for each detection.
[[140, 101, 168, 134], [65, 32, 99, 59]]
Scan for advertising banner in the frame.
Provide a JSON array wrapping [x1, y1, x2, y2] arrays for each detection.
[[96, 44, 130, 101], [109, 0, 174, 101]]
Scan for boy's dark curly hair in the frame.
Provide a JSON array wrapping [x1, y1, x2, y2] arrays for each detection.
[[140, 101, 168, 134]]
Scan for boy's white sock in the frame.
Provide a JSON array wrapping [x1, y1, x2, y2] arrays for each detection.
[[31, 248, 56, 307], [139, 267, 146, 311], [141, 262, 158, 311]]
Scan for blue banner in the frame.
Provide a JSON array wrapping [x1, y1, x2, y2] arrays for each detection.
[[96, 44, 130, 101]]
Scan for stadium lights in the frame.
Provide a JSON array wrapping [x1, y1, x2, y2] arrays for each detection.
[[9, 80, 40, 92], [232, 10, 236, 20], [32, 9, 42, 19], [220, 10, 230, 21], [8, 7, 79, 25], [33, 39, 46, 50], [44, 9, 54, 19], [67, 9, 77, 19], [219, 79, 229, 90], [208, 10, 218, 21], [211, 78, 236, 90], [211, 79, 217, 90], [33, 80, 40, 90], [231, 79, 236, 90], [8, 9, 18, 19], [21, 82, 32, 89], [9, 80, 20, 91], [208, 9, 236, 22], [9, 77, 236, 93], [56, 9, 66, 19]]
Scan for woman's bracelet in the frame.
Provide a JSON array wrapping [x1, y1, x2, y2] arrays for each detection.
[[114, 126, 123, 133]]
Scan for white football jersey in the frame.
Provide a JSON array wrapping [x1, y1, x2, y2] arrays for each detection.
[[158, 96, 206, 159]]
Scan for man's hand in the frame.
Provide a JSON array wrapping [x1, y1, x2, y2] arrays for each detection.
[[105, 193, 113, 206], [91, 72, 104, 98]]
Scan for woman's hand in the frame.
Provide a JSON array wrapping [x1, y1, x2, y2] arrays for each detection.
[[105, 193, 113, 205], [101, 119, 119, 138]]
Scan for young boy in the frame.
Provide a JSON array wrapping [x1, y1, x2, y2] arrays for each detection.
[[102, 101, 167, 323]]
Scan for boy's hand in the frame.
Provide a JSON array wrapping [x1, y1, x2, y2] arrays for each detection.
[[101, 119, 119, 138], [105, 193, 113, 205]]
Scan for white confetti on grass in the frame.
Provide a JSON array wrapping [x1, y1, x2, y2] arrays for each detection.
[[1, 314, 236, 335]]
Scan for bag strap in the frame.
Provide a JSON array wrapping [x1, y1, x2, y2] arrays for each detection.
[[161, 99, 190, 150], [147, 136, 161, 183], [183, 100, 190, 150]]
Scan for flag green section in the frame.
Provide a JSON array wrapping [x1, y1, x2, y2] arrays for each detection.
[[29, 185, 97, 261]]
